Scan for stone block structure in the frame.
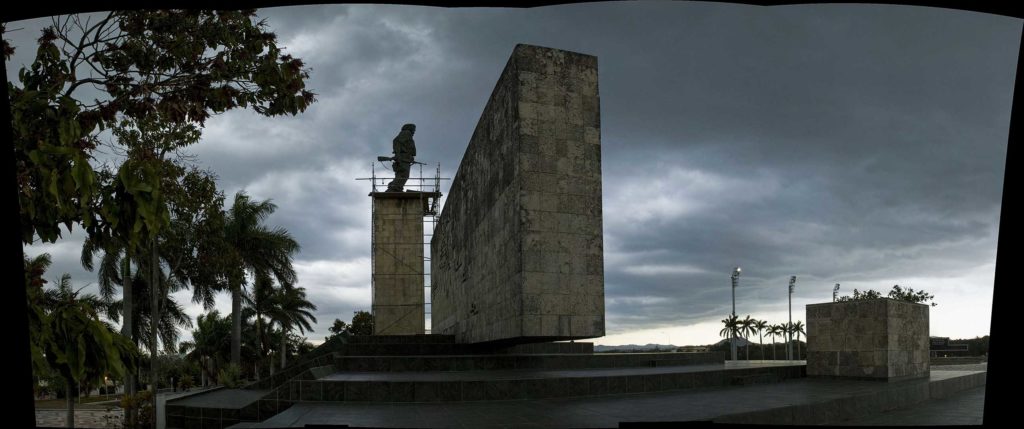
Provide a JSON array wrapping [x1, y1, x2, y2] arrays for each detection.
[[371, 192, 435, 335], [431, 44, 605, 344], [806, 299, 930, 380]]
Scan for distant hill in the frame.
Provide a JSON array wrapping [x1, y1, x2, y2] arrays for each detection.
[[594, 343, 678, 352], [713, 337, 752, 347], [595, 338, 754, 353]]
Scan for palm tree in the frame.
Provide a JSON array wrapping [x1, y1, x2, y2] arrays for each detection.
[[267, 286, 318, 369], [34, 272, 138, 428], [793, 320, 806, 360], [739, 315, 757, 360], [768, 324, 783, 360], [223, 191, 300, 366], [786, 323, 794, 360], [736, 316, 748, 360], [106, 269, 194, 354], [719, 314, 740, 357], [244, 272, 277, 378], [752, 319, 768, 360], [81, 232, 142, 401], [25, 253, 53, 368], [180, 311, 232, 387]]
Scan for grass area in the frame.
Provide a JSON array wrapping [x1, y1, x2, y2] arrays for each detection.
[[35, 395, 121, 410]]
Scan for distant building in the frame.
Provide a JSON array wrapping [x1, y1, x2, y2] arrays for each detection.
[[677, 345, 710, 353], [929, 336, 969, 357]]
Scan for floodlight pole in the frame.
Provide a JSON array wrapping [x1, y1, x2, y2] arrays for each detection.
[[833, 283, 840, 302], [731, 267, 741, 361], [788, 276, 796, 360]]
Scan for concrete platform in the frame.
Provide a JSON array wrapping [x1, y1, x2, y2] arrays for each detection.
[[230, 368, 985, 428], [273, 364, 804, 403], [724, 359, 805, 368], [835, 385, 984, 425], [333, 352, 728, 372], [167, 362, 799, 428]]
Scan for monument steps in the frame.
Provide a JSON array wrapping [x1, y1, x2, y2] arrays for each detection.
[[225, 368, 985, 429], [167, 335, 757, 428], [168, 336, 804, 428], [337, 334, 457, 344], [332, 351, 729, 372], [265, 364, 806, 403]]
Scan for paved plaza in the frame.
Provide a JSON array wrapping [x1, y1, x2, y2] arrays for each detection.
[[837, 386, 984, 426], [231, 365, 986, 428], [35, 387, 217, 429], [36, 408, 122, 428], [41, 365, 982, 427]]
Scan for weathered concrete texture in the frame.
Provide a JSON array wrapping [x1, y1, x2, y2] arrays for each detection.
[[806, 299, 930, 380], [432, 44, 604, 344], [372, 193, 425, 335]]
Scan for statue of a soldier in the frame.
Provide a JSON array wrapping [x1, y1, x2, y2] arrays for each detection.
[[385, 123, 417, 192]]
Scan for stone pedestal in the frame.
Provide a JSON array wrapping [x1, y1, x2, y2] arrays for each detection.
[[371, 192, 437, 335], [806, 299, 930, 380]]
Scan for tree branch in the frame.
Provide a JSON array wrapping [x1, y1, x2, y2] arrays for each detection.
[[64, 77, 108, 96]]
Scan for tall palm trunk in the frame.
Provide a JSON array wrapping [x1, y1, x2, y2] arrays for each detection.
[[280, 325, 288, 369], [772, 335, 777, 360], [200, 360, 207, 387], [231, 281, 242, 366], [255, 317, 264, 380], [66, 383, 76, 428], [120, 256, 137, 427], [758, 333, 764, 360], [797, 333, 802, 359], [150, 241, 161, 398]]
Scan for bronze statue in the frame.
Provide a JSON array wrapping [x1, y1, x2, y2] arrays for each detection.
[[380, 123, 417, 192]]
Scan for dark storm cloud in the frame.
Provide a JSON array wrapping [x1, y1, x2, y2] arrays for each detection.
[[9, 3, 1017, 341]]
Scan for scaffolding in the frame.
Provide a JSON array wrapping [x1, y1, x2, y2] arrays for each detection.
[[357, 163, 449, 334]]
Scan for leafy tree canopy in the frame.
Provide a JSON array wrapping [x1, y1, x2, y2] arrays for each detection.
[[4, 10, 315, 245], [325, 311, 374, 340], [837, 284, 937, 306]]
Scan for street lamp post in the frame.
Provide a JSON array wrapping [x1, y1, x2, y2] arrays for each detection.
[[788, 276, 796, 361], [833, 283, 840, 302], [731, 267, 741, 361]]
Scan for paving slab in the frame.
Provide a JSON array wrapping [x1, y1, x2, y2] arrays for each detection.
[[170, 388, 270, 408], [834, 385, 985, 425], [236, 370, 984, 428], [321, 363, 737, 382]]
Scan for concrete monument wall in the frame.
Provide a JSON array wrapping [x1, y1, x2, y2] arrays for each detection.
[[806, 299, 930, 380], [431, 44, 605, 344], [372, 194, 425, 335]]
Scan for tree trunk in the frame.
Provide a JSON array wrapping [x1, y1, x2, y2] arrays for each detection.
[[66, 382, 75, 429], [149, 242, 161, 426], [120, 256, 136, 428], [280, 328, 287, 369], [231, 281, 242, 366], [255, 316, 264, 380], [797, 334, 802, 359]]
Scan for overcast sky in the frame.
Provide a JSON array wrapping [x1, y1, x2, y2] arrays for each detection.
[[7, 2, 1020, 348]]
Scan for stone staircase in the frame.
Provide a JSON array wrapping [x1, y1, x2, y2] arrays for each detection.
[[166, 335, 789, 429]]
